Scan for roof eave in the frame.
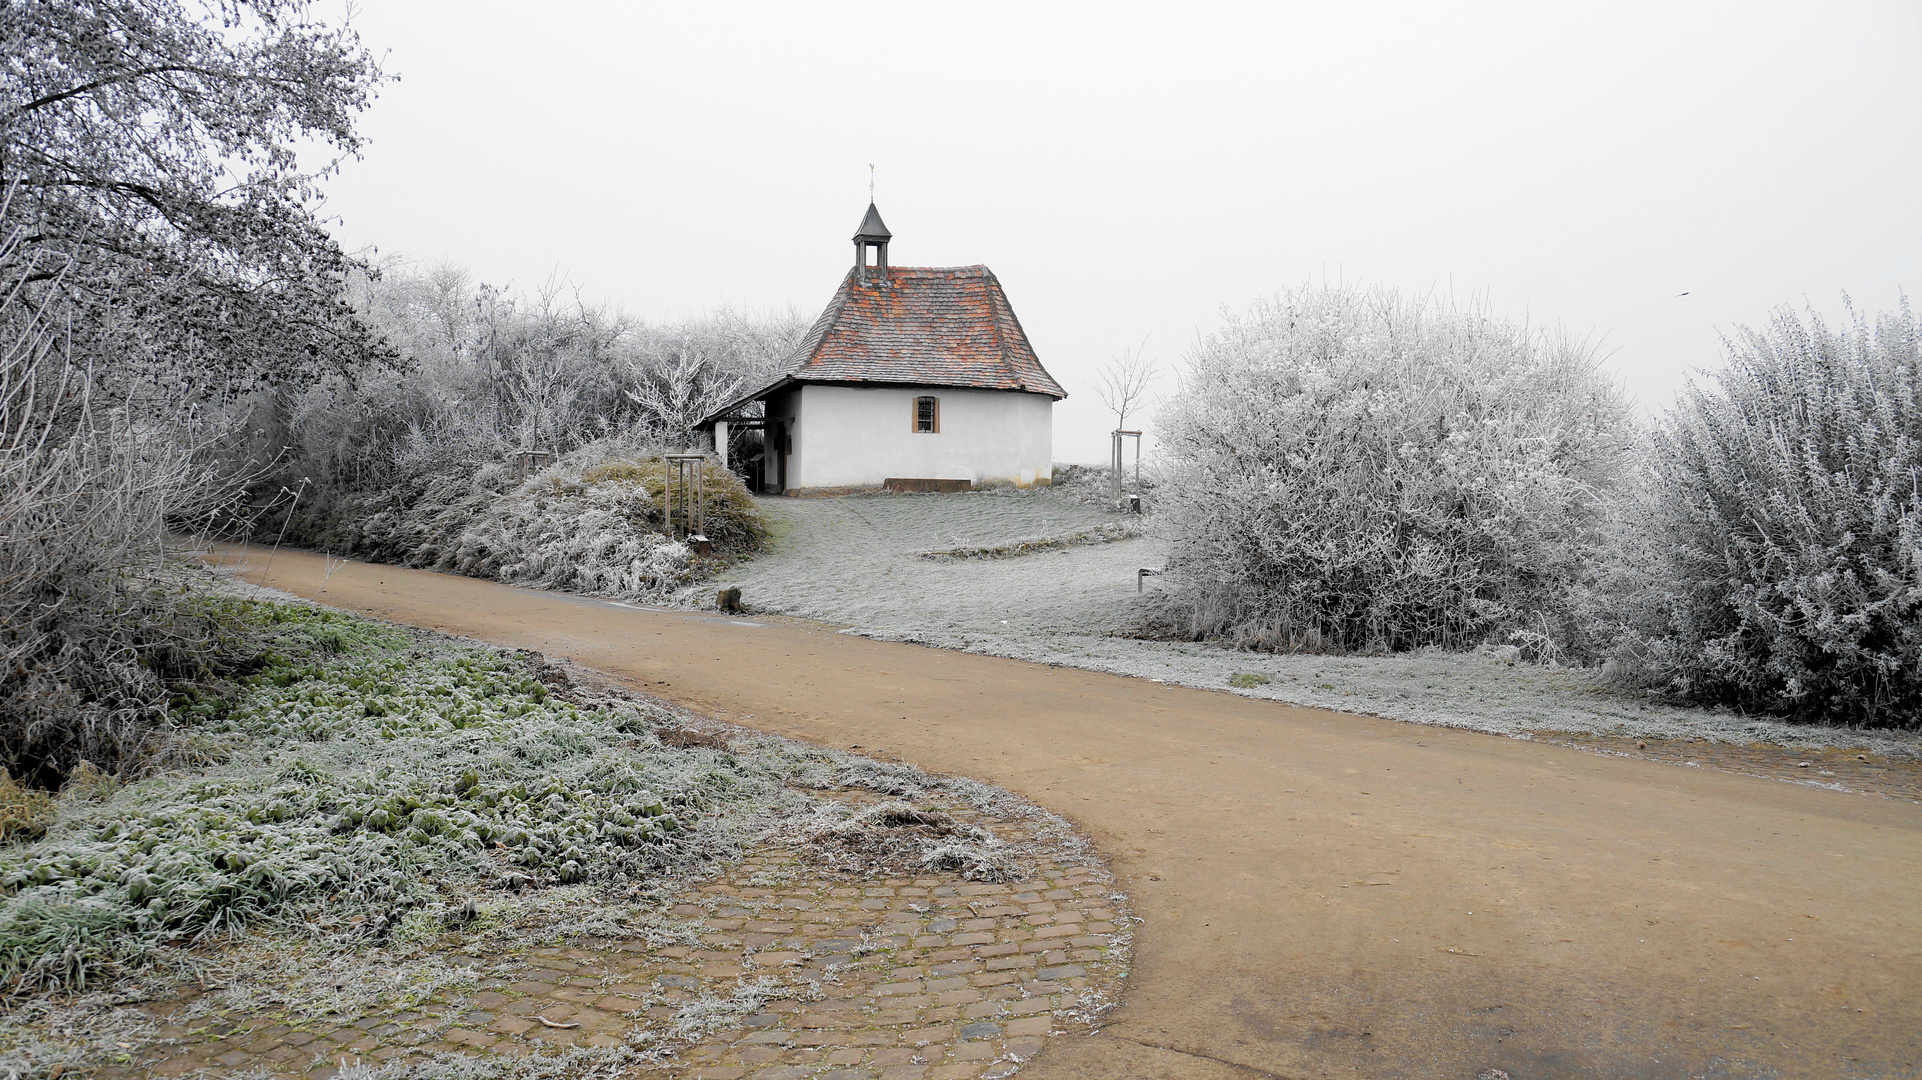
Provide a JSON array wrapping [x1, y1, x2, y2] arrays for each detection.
[[788, 375, 1066, 399], [696, 375, 799, 429]]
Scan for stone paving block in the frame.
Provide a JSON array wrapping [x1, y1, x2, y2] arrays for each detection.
[[1003, 1036, 1046, 1060], [901, 1024, 955, 1046], [1004, 1015, 1052, 1037], [736, 1030, 792, 1045], [795, 1030, 851, 1047], [90, 788, 1127, 1080]]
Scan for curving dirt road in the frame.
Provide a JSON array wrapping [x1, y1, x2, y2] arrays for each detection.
[[221, 546, 1922, 1079]]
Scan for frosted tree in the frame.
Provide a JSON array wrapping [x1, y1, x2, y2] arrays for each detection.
[[616, 308, 806, 448], [1155, 282, 1635, 657]]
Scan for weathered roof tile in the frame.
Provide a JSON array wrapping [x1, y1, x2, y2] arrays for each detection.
[[780, 265, 1065, 398]]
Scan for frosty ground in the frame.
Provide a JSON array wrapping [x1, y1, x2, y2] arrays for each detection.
[[700, 486, 1922, 761]]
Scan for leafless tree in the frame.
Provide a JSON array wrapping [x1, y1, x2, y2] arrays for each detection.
[[615, 307, 806, 448], [1094, 339, 1159, 431]]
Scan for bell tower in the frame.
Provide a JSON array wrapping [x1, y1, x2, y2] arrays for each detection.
[[853, 202, 891, 286]]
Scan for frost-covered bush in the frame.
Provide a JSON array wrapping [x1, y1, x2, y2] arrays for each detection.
[[0, 215, 251, 787], [1155, 283, 1634, 655], [1613, 300, 1921, 726], [294, 463, 516, 570], [231, 262, 805, 557], [456, 443, 765, 601]]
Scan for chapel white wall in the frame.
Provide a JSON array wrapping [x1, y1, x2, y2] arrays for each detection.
[[789, 385, 1054, 490]]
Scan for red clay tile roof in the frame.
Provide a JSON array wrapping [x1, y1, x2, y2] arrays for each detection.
[[780, 265, 1065, 398]]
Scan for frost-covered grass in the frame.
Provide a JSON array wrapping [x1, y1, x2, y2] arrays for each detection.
[[700, 487, 1145, 636], [0, 599, 805, 996], [918, 521, 1139, 561], [785, 801, 1018, 882], [707, 490, 1922, 759]]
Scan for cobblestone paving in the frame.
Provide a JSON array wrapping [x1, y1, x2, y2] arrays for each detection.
[[110, 798, 1130, 1080]]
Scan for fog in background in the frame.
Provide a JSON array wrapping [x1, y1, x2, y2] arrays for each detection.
[[315, 0, 1922, 463]]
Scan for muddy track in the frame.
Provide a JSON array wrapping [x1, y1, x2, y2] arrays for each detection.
[[219, 545, 1922, 1080]]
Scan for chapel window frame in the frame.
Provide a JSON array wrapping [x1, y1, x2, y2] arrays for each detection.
[[912, 395, 940, 433]]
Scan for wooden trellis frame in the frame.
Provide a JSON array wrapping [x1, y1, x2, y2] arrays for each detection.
[[664, 453, 709, 553], [1110, 429, 1143, 511]]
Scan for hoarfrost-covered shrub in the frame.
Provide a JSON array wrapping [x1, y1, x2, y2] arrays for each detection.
[[457, 443, 765, 601], [0, 214, 251, 787], [1156, 282, 1634, 656], [1623, 300, 1921, 726]]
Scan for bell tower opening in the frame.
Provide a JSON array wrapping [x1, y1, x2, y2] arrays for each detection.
[[853, 201, 892, 286]]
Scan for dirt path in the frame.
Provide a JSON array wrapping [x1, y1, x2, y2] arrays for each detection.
[[220, 546, 1922, 1080]]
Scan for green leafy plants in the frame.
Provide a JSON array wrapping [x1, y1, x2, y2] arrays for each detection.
[[0, 599, 792, 993], [1227, 673, 1271, 689]]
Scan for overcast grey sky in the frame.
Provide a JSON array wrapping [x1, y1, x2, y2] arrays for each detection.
[[317, 1, 1921, 463]]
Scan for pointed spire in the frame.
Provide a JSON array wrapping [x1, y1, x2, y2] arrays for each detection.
[[853, 202, 892, 242]]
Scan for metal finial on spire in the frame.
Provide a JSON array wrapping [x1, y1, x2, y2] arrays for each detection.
[[869, 163, 875, 202]]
